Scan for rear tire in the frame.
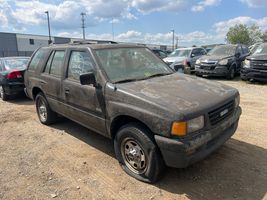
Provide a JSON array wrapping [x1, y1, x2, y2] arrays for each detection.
[[35, 93, 57, 125], [114, 123, 164, 183], [0, 85, 8, 101]]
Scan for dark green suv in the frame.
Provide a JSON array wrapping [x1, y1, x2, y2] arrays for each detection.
[[24, 42, 241, 183]]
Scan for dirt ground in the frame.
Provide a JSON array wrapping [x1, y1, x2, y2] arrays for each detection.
[[0, 78, 266, 200]]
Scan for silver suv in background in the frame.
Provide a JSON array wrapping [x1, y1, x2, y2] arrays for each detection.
[[163, 47, 206, 73]]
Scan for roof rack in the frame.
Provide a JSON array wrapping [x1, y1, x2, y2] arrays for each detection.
[[70, 40, 118, 45]]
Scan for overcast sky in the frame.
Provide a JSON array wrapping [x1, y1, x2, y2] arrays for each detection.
[[0, 0, 267, 46]]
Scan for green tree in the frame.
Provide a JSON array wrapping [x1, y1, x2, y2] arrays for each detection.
[[226, 24, 252, 45], [248, 24, 263, 44]]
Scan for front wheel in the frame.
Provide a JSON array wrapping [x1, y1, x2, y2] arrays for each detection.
[[227, 67, 235, 80], [114, 123, 164, 183], [35, 93, 57, 125]]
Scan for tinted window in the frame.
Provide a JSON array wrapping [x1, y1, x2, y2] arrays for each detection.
[[50, 51, 65, 77], [68, 51, 95, 81], [28, 48, 47, 71], [200, 49, 206, 55], [192, 48, 202, 56], [237, 46, 242, 54], [242, 46, 249, 54]]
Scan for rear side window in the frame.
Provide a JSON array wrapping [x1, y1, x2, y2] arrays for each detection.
[[28, 48, 47, 71], [44, 51, 55, 74], [67, 51, 95, 81], [50, 51, 65, 77]]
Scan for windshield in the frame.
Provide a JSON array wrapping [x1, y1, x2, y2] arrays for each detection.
[[95, 47, 173, 83], [252, 43, 267, 55], [4, 58, 29, 70], [168, 49, 191, 57], [209, 45, 236, 56]]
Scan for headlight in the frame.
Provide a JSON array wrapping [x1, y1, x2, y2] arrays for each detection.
[[196, 59, 201, 65], [235, 95, 240, 108], [243, 59, 251, 68], [218, 59, 228, 65], [171, 116, 204, 136], [187, 116, 205, 133]]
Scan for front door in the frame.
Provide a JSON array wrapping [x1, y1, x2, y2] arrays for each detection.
[[62, 49, 106, 136]]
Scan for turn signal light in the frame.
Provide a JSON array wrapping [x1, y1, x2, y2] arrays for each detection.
[[171, 122, 187, 136]]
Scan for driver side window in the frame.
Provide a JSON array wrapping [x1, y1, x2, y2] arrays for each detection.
[[67, 51, 95, 81]]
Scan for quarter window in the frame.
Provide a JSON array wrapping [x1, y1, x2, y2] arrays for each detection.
[[50, 51, 65, 77], [67, 51, 95, 81], [43, 51, 55, 74], [28, 48, 47, 71]]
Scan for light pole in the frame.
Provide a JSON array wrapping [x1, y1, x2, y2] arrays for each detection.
[[171, 30, 175, 51], [45, 11, 52, 44], [81, 12, 86, 40]]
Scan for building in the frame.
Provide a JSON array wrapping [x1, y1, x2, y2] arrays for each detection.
[[0, 32, 172, 57]]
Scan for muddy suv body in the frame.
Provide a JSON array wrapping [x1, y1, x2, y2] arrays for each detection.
[[24, 43, 241, 182]]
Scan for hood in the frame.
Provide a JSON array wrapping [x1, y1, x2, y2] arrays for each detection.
[[200, 54, 233, 62], [115, 73, 238, 116], [163, 56, 187, 63], [247, 53, 267, 61]]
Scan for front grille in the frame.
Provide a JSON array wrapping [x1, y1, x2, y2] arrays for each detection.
[[200, 65, 216, 70], [208, 100, 235, 126], [251, 60, 267, 70], [199, 61, 217, 70]]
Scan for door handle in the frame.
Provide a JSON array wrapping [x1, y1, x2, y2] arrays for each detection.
[[65, 88, 70, 94]]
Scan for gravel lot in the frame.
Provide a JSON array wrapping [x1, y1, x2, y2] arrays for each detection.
[[0, 78, 266, 200]]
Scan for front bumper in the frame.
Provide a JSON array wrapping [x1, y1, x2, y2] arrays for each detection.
[[195, 65, 229, 77], [155, 106, 241, 168], [241, 68, 267, 82], [3, 82, 25, 95]]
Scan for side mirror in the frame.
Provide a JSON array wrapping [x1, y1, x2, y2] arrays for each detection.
[[191, 53, 195, 58], [80, 72, 96, 87], [235, 52, 241, 58]]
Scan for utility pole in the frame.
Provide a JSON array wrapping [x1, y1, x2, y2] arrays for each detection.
[[171, 30, 175, 51], [111, 18, 114, 41], [45, 11, 52, 44], [175, 36, 178, 49], [81, 12, 86, 40]]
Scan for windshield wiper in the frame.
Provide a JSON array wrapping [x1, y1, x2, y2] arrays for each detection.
[[144, 72, 173, 79], [114, 78, 140, 84]]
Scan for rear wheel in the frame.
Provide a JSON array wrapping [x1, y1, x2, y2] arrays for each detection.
[[0, 86, 8, 101], [114, 123, 164, 183], [35, 93, 57, 125]]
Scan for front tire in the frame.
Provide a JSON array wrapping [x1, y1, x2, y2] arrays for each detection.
[[227, 66, 235, 80], [114, 123, 164, 183], [35, 93, 57, 125]]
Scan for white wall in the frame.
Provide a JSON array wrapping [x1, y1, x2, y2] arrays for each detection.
[[16, 34, 54, 52]]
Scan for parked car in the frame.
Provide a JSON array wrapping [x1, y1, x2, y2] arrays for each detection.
[[241, 43, 267, 82], [249, 42, 262, 55], [195, 44, 250, 79], [0, 57, 30, 100], [24, 43, 241, 183], [151, 49, 167, 59], [163, 47, 207, 73]]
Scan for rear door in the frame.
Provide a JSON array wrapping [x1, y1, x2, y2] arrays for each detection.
[[236, 45, 245, 70], [62, 48, 107, 136], [40, 49, 66, 112]]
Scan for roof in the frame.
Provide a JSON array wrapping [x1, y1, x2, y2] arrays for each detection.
[[43, 43, 146, 50]]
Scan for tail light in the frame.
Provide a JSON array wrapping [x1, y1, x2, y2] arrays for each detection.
[[7, 70, 22, 79], [183, 59, 188, 66]]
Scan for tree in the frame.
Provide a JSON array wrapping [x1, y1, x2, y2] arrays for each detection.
[[226, 24, 252, 45], [248, 24, 262, 44]]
